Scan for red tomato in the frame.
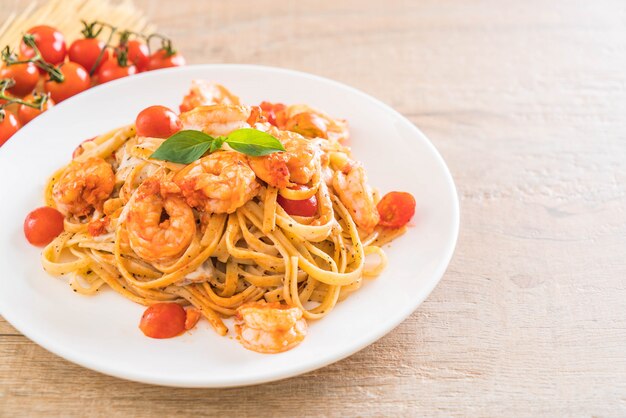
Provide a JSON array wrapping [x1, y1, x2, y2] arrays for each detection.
[[118, 40, 150, 72], [184, 307, 201, 330], [19, 25, 67, 65], [135, 105, 182, 138], [376, 191, 416, 228], [259, 101, 286, 127], [147, 49, 186, 71], [139, 303, 187, 339], [18, 94, 54, 125], [68, 38, 109, 73], [43, 62, 90, 103], [24, 206, 65, 246], [0, 112, 21, 146], [72, 137, 95, 159], [0, 63, 39, 96], [87, 217, 109, 237], [97, 59, 137, 84], [277, 192, 318, 217]]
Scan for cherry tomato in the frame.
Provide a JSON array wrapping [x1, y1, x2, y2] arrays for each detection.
[[0, 112, 21, 146], [19, 25, 67, 65], [376, 191, 416, 228], [147, 49, 186, 71], [17, 94, 54, 125], [259, 101, 286, 127], [184, 307, 201, 330], [43, 62, 90, 103], [135, 105, 182, 138], [139, 303, 186, 339], [0, 63, 39, 96], [277, 192, 318, 217], [97, 59, 137, 84], [24, 206, 65, 246], [117, 40, 149, 72], [68, 38, 109, 73]]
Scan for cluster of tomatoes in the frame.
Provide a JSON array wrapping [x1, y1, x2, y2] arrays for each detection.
[[0, 22, 185, 146]]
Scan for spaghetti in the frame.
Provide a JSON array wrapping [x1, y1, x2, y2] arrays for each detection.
[[39, 82, 412, 352]]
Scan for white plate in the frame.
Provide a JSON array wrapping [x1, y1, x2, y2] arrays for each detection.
[[0, 64, 458, 387]]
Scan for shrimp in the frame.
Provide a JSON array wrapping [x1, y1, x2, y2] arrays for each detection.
[[52, 157, 115, 217], [174, 151, 260, 214], [235, 301, 307, 354], [180, 104, 261, 137], [125, 178, 195, 262], [281, 104, 349, 143], [332, 161, 380, 233], [179, 81, 241, 112], [248, 128, 320, 189]]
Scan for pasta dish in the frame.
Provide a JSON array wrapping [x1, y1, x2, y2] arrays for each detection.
[[30, 81, 416, 353]]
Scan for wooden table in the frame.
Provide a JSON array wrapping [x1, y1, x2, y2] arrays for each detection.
[[2, 0, 625, 416]]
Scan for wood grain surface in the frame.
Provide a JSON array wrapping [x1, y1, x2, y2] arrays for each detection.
[[2, 0, 626, 416]]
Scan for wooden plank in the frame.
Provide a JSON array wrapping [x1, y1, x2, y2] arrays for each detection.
[[1, 0, 626, 416]]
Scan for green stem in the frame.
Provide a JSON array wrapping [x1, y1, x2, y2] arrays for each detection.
[[146, 33, 176, 56], [90, 24, 118, 75], [21, 34, 65, 82], [0, 89, 48, 111]]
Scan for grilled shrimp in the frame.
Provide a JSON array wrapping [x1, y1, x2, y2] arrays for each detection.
[[179, 81, 241, 112], [235, 301, 307, 354], [180, 104, 261, 137], [333, 162, 380, 233], [248, 129, 320, 189], [281, 104, 349, 143], [174, 151, 260, 214], [52, 157, 115, 217], [125, 178, 195, 262]]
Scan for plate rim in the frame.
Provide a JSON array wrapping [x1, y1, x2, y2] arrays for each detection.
[[0, 63, 459, 387]]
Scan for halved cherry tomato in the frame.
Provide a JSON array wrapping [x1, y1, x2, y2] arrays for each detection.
[[72, 136, 95, 159], [135, 105, 182, 138], [147, 49, 186, 71], [18, 94, 54, 125], [277, 192, 318, 217], [184, 307, 202, 330], [0, 62, 39, 96], [259, 101, 286, 127], [376, 191, 416, 228], [97, 59, 137, 84], [68, 38, 109, 73], [24, 206, 65, 246], [19, 25, 67, 65], [43, 62, 90, 103], [139, 303, 186, 339], [0, 112, 21, 146], [117, 40, 149, 72]]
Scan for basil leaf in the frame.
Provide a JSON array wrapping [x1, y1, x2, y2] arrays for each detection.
[[150, 130, 214, 164], [225, 128, 285, 157], [210, 136, 226, 153]]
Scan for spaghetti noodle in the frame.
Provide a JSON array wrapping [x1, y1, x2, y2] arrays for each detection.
[[39, 82, 412, 353]]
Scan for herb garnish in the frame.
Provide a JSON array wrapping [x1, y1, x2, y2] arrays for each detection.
[[150, 128, 285, 164]]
